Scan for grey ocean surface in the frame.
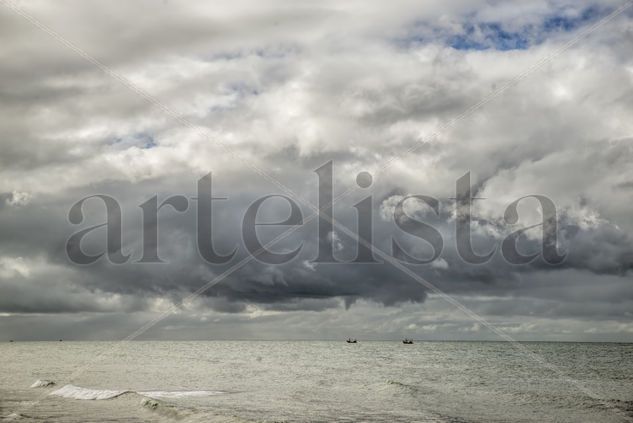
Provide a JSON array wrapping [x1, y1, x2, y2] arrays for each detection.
[[1, 341, 632, 422]]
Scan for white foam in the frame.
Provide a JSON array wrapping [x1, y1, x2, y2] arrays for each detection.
[[50, 384, 130, 400], [30, 379, 55, 388], [48, 384, 225, 401]]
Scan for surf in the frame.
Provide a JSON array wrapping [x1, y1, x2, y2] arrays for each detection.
[[42, 381, 226, 401]]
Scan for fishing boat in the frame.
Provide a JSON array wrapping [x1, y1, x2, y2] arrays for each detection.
[[402, 339, 414, 344], [346, 338, 357, 343]]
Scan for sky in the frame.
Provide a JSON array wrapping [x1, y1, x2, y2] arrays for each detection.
[[1, 0, 633, 341]]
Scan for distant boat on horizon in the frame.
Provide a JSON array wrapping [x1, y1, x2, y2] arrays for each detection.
[[346, 338, 357, 343], [402, 339, 414, 344]]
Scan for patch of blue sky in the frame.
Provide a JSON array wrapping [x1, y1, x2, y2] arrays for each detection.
[[397, 4, 610, 51], [449, 22, 530, 51], [108, 133, 157, 149], [542, 5, 604, 32]]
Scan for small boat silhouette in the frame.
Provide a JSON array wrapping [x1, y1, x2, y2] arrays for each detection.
[[402, 339, 414, 344], [346, 338, 358, 343]]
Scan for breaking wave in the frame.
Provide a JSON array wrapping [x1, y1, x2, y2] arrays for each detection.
[[45, 382, 225, 401], [34, 381, 234, 421], [29, 379, 56, 388], [50, 384, 130, 400]]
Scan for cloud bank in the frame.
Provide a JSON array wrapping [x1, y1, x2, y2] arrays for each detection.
[[1, 0, 633, 340]]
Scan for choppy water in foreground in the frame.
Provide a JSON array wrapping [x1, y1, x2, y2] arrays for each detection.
[[1, 341, 632, 422]]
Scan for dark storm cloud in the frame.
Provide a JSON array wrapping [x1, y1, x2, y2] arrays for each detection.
[[1, 167, 632, 324]]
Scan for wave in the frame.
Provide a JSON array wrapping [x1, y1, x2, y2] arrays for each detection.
[[46, 383, 225, 401], [50, 384, 131, 400], [39, 381, 229, 421], [29, 379, 56, 388]]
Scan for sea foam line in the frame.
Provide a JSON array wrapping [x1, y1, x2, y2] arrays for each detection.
[[47, 383, 226, 400]]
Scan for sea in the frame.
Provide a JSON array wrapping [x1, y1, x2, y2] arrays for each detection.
[[1, 341, 632, 422]]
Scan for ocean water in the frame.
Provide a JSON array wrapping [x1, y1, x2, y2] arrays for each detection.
[[1, 341, 632, 422]]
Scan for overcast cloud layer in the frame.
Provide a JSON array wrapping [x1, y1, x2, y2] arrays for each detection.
[[1, 0, 633, 341]]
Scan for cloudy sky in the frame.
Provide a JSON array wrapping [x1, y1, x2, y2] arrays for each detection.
[[1, 0, 633, 341]]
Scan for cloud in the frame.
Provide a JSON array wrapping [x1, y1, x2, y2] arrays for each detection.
[[0, 0, 632, 340]]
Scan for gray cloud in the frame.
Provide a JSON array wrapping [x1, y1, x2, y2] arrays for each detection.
[[1, 0, 633, 340]]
